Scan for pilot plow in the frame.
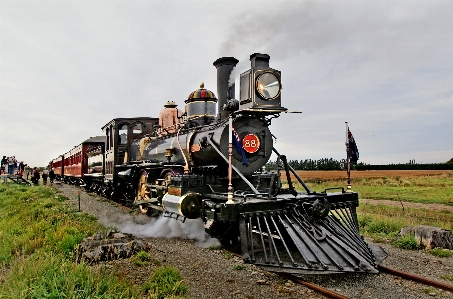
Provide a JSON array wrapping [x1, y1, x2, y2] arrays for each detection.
[[238, 198, 387, 274]]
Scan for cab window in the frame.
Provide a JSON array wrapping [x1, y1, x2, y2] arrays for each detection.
[[118, 125, 128, 145]]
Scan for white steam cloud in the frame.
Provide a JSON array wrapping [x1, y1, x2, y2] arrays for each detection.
[[228, 66, 236, 88], [98, 212, 220, 248], [228, 59, 250, 97]]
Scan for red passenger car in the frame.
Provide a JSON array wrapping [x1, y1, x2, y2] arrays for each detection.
[[49, 155, 64, 179], [49, 136, 105, 184]]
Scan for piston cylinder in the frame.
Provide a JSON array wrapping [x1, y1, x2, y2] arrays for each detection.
[[162, 192, 202, 219]]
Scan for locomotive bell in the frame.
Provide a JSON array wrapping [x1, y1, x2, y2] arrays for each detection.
[[239, 53, 287, 113]]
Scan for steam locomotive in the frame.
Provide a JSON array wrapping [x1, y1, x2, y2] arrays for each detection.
[[49, 53, 386, 274]]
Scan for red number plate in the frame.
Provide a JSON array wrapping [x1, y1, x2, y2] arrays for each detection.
[[242, 134, 260, 153]]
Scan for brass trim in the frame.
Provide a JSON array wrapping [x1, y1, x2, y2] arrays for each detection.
[[186, 100, 217, 105], [241, 108, 288, 113], [177, 194, 184, 216], [186, 114, 216, 119]]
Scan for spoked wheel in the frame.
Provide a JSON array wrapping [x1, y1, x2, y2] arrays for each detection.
[[218, 221, 241, 253], [136, 171, 156, 216]]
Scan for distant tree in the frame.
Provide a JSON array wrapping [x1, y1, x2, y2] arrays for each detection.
[[266, 158, 346, 170], [447, 158, 453, 164]]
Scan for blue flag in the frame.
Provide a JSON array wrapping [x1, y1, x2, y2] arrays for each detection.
[[232, 127, 248, 165], [348, 129, 359, 164]]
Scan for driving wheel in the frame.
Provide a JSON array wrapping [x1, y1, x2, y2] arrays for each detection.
[[136, 171, 154, 215]]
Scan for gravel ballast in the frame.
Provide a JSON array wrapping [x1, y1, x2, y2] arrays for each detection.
[[55, 183, 453, 299]]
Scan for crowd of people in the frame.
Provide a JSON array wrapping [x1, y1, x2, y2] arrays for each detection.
[[1, 155, 55, 185]]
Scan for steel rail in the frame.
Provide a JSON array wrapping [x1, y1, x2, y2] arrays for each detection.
[[378, 265, 453, 292], [278, 272, 350, 299], [233, 253, 350, 298]]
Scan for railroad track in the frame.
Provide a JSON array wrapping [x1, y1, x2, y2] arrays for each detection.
[[378, 265, 453, 293], [277, 272, 349, 299], [275, 266, 453, 299]]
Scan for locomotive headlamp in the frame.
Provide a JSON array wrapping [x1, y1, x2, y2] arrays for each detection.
[[256, 72, 281, 100], [239, 53, 286, 113]]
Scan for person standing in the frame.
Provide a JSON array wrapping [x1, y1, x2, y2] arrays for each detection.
[[42, 168, 49, 185], [1, 156, 7, 183], [13, 157, 18, 175], [48, 168, 55, 185], [32, 167, 40, 185], [24, 164, 30, 180], [18, 161, 25, 177], [1, 156, 6, 175], [7, 156, 15, 175]]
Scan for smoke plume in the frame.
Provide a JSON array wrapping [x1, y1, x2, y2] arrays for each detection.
[[100, 212, 220, 248]]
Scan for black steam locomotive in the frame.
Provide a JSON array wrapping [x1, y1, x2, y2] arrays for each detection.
[[51, 53, 386, 274]]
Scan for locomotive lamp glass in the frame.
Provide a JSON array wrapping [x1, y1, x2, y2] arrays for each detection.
[[256, 72, 281, 100]]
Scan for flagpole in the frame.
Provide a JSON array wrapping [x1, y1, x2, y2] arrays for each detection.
[[345, 122, 352, 192], [227, 115, 234, 204]]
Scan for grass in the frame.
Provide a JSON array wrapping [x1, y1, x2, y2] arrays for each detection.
[[208, 244, 222, 250], [428, 248, 453, 258], [133, 251, 161, 267], [301, 172, 453, 205], [0, 184, 99, 263], [142, 266, 188, 299], [358, 203, 453, 230], [357, 203, 453, 242], [394, 235, 419, 250], [285, 173, 453, 243], [233, 264, 245, 270], [0, 184, 188, 299], [224, 251, 234, 259], [3, 252, 136, 298], [440, 274, 453, 282], [422, 288, 436, 295]]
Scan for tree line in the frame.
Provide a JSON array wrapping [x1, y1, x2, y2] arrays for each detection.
[[265, 158, 453, 171], [266, 158, 347, 171]]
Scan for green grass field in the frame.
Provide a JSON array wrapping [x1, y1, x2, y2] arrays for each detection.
[[0, 184, 188, 299], [304, 172, 453, 205], [285, 173, 453, 242]]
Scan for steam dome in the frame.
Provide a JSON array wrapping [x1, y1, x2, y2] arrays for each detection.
[[185, 83, 218, 126], [186, 82, 217, 101]]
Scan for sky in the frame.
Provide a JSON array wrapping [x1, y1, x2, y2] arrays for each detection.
[[1, 0, 452, 167]]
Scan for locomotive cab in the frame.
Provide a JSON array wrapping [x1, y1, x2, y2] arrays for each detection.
[[102, 118, 158, 172]]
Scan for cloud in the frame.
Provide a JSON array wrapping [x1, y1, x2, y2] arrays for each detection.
[[1, 0, 452, 166]]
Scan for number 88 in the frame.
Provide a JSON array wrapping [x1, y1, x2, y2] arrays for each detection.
[[244, 139, 256, 148]]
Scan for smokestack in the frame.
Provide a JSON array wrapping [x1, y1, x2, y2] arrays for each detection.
[[250, 53, 270, 68], [213, 57, 239, 121]]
